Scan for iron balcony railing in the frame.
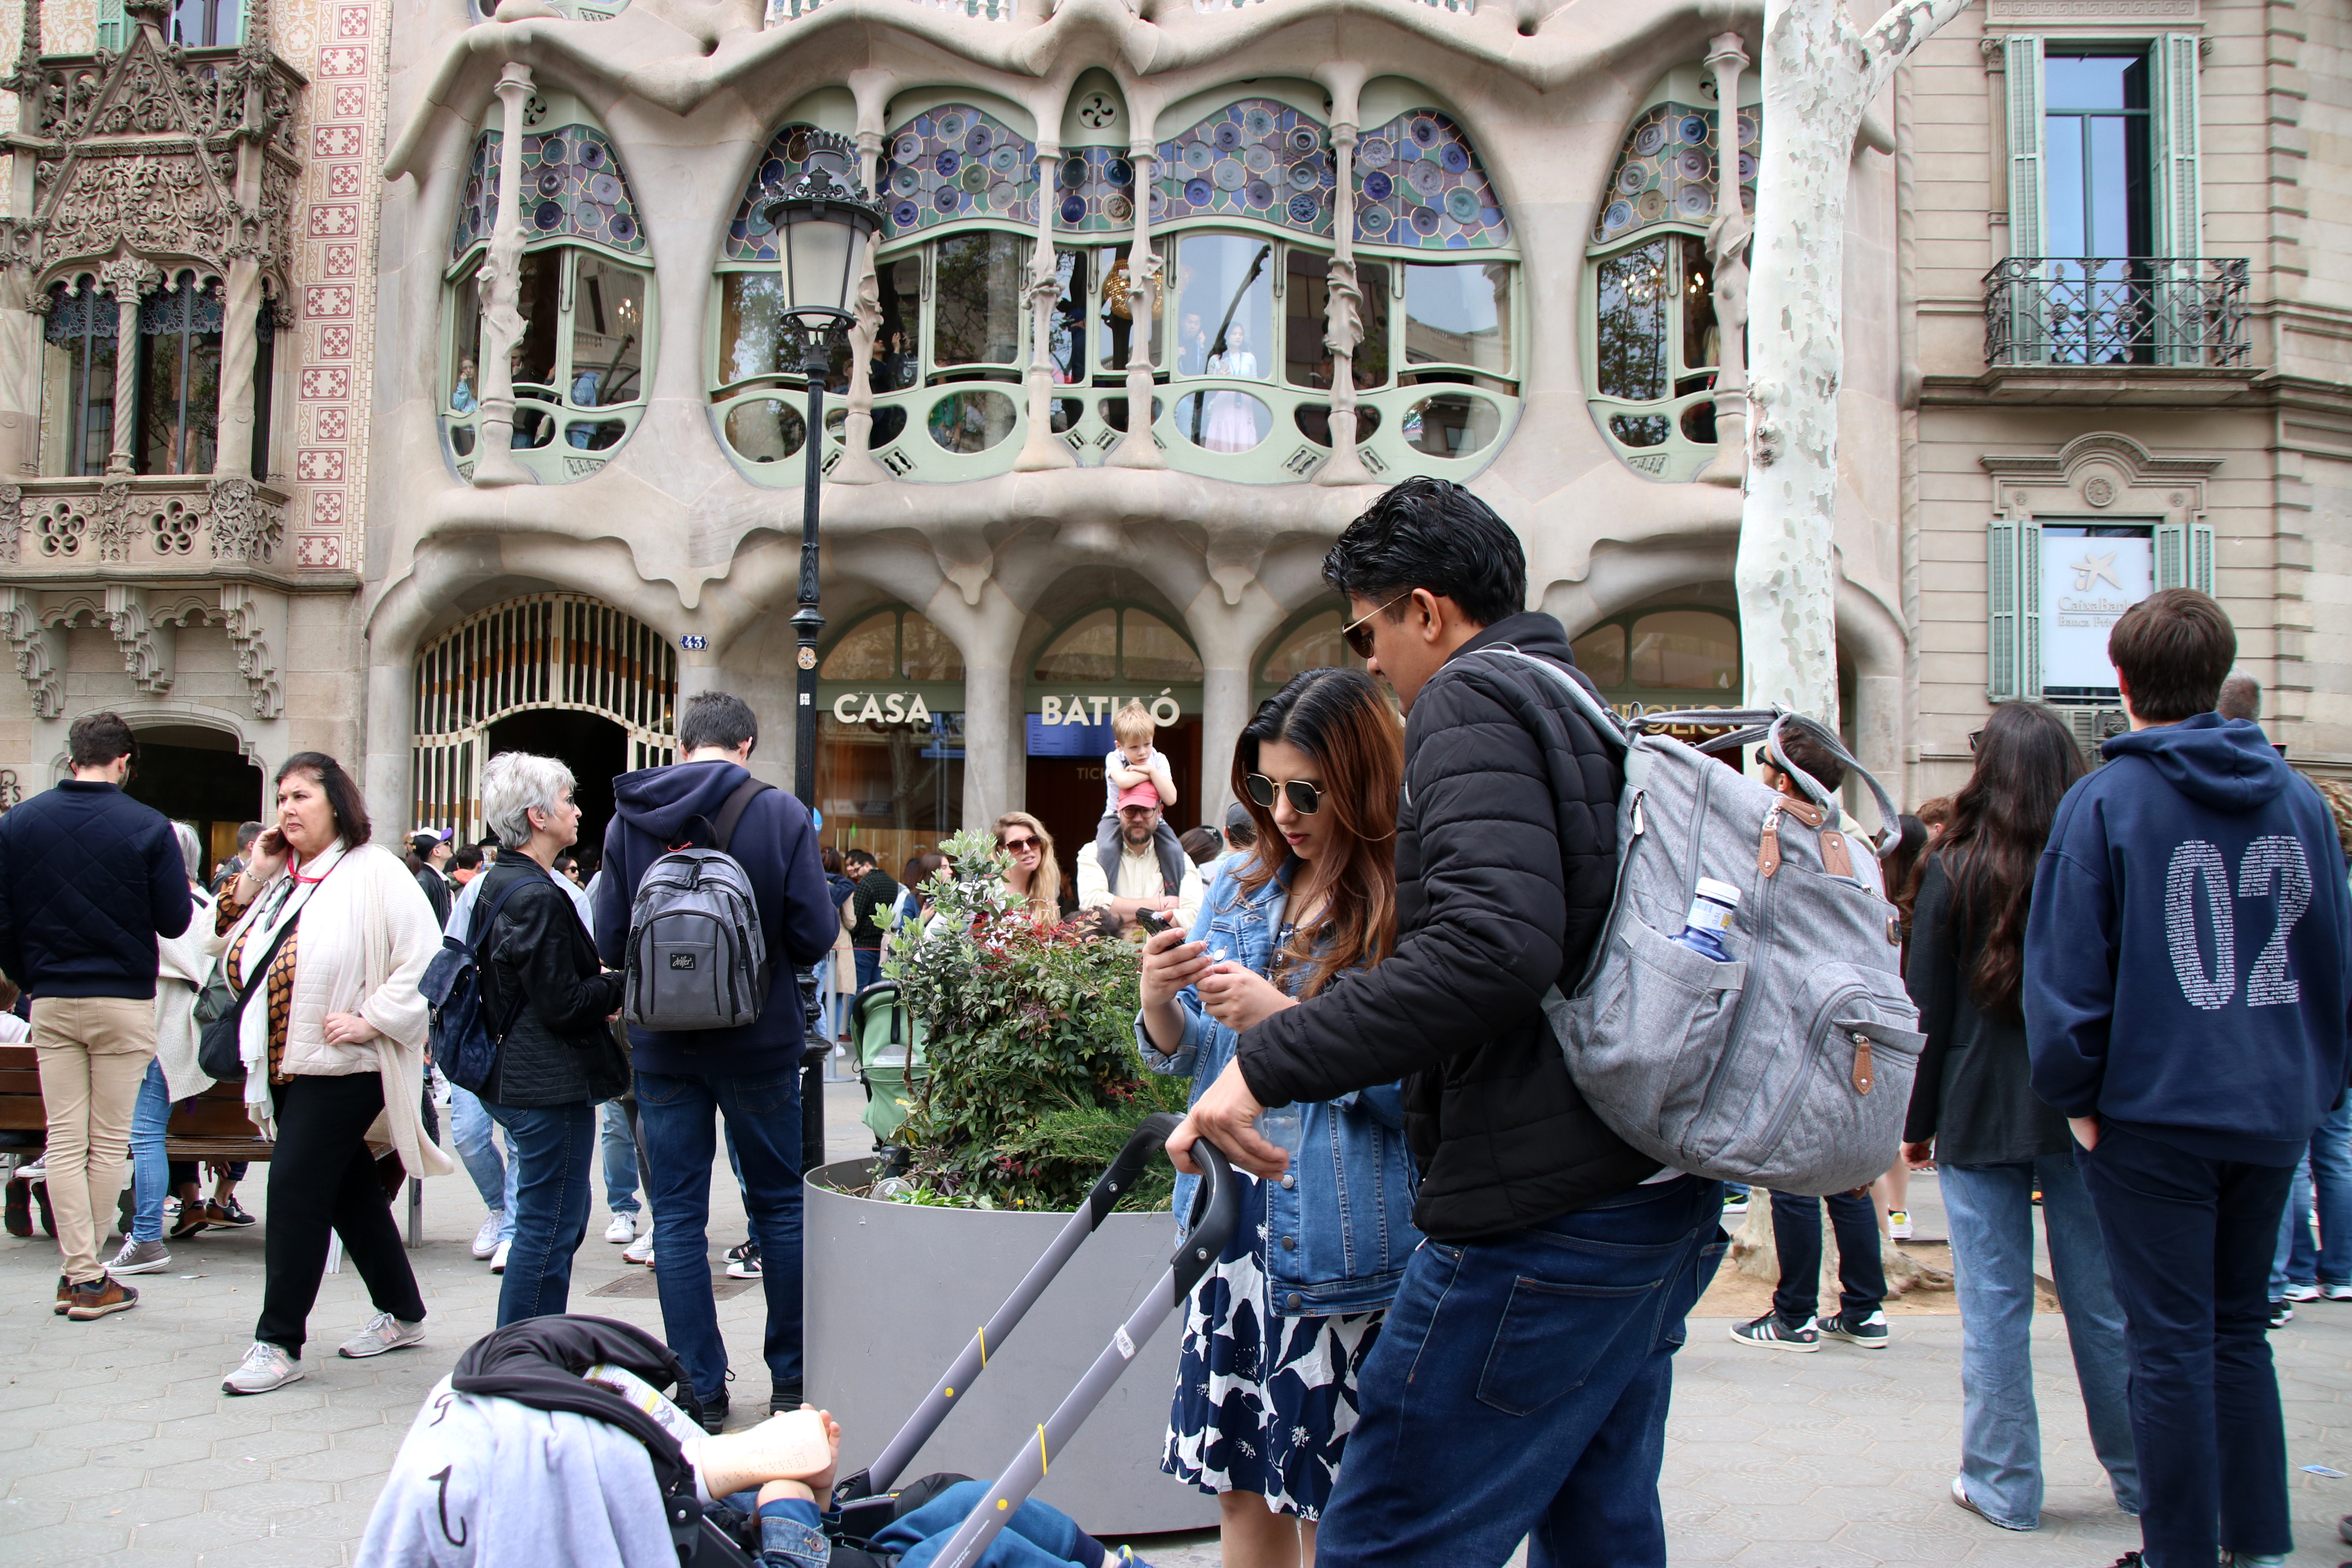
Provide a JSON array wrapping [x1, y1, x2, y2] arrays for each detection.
[[1983, 256, 2251, 370]]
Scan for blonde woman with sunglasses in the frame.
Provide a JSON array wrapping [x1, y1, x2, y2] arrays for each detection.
[[990, 813, 1073, 924]]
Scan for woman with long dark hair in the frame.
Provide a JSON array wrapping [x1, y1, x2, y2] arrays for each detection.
[[1138, 668, 1417, 1567], [1902, 702, 2139, 1531]]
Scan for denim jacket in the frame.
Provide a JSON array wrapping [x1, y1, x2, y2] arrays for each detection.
[[1139, 859, 1422, 1316]]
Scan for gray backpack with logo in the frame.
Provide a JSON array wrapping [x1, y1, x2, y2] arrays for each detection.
[[623, 778, 772, 1032], [1476, 649, 1925, 1196]]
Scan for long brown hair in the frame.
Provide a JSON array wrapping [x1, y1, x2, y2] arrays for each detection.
[[992, 811, 1062, 922], [1232, 668, 1403, 998], [1939, 702, 2085, 1023]]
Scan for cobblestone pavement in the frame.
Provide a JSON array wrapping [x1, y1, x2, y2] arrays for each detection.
[[6, 1104, 2351, 1566]]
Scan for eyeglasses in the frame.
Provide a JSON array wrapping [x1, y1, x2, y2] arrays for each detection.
[[1000, 834, 1040, 854], [1245, 773, 1325, 815], [1340, 592, 1413, 659], [1967, 730, 1982, 754]]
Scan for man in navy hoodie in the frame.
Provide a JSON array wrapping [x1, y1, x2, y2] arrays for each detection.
[[593, 691, 838, 1430], [0, 711, 192, 1321], [2026, 588, 2352, 1568]]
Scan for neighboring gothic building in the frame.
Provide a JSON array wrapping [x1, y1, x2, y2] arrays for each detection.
[[0, 0, 2344, 887]]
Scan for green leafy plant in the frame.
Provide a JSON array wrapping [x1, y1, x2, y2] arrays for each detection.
[[883, 828, 1178, 1211]]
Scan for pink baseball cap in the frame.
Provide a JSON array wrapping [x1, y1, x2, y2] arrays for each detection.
[[1116, 780, 1162, 810]]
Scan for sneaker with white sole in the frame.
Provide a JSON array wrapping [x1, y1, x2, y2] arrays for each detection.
[[1729, 1312, 1819, 1352], [1822, 1308, 1890, 1349], [337, 1311, 426, 1359], [2324, 1283, 2352, 1302], [604, 1212, 637, 1245], [2283, 1282, 2322, 1302], [725, 1245, 763, 1281], [622, 1231, 654, 1266], [105, 1238, 171, 1275], [223, 1341, 303, 1395], [1887, 1209, 1913, 1241], [471, 1211, 505, 1260], [490, 1238, 510, 1274]]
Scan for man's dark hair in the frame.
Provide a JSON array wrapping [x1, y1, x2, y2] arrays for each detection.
[[1766, 727, 1847, 795], [2216, 671, 2261, 722], [68, 711, 136, 770], [453, 844, 485, 871], [276, 751, 371, 844], [843, 847, 875, 871], [236, 820, 263, 850], [680, 691, 759, 755], [2109, 588, 2236, 724], [1322, 477, 1526, 629]]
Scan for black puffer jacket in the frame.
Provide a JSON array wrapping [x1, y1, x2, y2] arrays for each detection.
[[477, 858, 628, 1108], [1235, 612, 1658, 1241]]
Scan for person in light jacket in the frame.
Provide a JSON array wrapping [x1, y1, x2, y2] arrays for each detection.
[[1139, 669, 1418, 1562], [214, 753, 453, 1397]]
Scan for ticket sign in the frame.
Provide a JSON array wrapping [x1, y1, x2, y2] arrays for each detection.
[[2041, 526, 2152, 699]]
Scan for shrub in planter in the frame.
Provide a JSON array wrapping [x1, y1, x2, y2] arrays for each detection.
[[885, 829, 1185, 1212]]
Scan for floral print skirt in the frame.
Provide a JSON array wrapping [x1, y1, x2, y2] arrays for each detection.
[[1161, 1170, 1382, 1519]]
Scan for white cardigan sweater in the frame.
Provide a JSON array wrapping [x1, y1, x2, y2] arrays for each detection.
[[221, 841, 455, 1179]]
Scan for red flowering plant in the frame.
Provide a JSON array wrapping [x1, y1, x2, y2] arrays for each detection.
[[884, 829, 1185, 1210]]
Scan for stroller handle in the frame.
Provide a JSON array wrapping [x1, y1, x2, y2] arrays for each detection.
[[1168, 1130, 1237, 1300]]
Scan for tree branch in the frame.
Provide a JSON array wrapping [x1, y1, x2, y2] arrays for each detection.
[[1858, 0, 1975, 100]]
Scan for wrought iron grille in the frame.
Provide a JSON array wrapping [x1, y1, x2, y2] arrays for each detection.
[[1982, 257, 2250, 369]]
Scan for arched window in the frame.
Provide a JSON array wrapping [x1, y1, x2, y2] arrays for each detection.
[[139, 273, 223, 475], [1570, 605, 1741, 709], [1585, 70, 1759, 483], [819, 607, 966, 682], [40, 281, 116, 476], [445, 97, 652, 484], [1033, 606, 1202, 685], [1254, 606, 1366, 701], [37, 271, 266, 478]]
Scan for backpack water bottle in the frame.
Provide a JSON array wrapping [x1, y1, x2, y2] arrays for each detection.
[[1670, 878, 1742, 963], [623, 778, 773, 1032]]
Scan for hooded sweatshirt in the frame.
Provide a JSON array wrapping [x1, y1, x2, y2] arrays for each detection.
[[2025, 712, 2352, 1166], [592, 759, 840, 1080]]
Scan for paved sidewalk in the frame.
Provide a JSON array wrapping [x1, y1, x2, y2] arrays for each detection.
[[6, 1102, 2351, 1566]]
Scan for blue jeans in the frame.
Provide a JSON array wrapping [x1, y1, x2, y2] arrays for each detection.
[[635, 1067, 805, 1403], [854, 947, 882, 992], [130, 1060, 171, 1244], [482, 1100, 597, 1327], [2270, 1098, 2352, 1292], [600, 1100, 640, 1214], [1311, 1176, 1725, 1568], [2080, 1121, 2294, 1567], [1941, 1155, 2140, 1528], [1768, 1187, 1884, 1327], [449, 1082, 518, 1240]]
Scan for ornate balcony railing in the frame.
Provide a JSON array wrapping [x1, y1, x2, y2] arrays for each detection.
[[1983, 257, 2251, 370], [2, 475, 290, 575]]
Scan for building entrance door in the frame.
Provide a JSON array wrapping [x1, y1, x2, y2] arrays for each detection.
[[1024, 716, 1199, 895], [486, 708, 629, 855], [124, 725, 265, 882]]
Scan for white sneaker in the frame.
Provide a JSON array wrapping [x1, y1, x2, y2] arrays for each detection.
[[471, 1211, 505, 1259], [223, 1341, 303, 1395], [622, 1232, 654, 1266], [16, 1157, 44, 1181], [2325, 1283, 2352, 1302], [490, 1239, 510, 1274], [604, 1212, 637, 1244], [2284, 1282, 2322, 1302], [337, 1311, 426, 1359], [1888, 1209, 1913, 1241]]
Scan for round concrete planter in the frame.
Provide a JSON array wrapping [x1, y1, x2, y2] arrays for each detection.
[[804, 1157, 1218, 1536]]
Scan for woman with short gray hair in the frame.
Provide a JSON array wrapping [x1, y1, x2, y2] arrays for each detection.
[[467, 751, 626, 1326]]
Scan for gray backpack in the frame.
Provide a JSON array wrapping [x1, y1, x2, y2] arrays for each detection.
[[623, 778, 772, 1032], [1477, 650, 1925, 1196]]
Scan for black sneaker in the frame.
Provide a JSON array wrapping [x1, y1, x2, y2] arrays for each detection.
[[208, 1197, 257, 1228], [1729, 1312, 1819, 1352], [2270, 1299, 2295, 1329], [725, 1244, 763, 1281], [694, 1391, 729, 1434], [770, 1382, 803, 1416], [725, 1238, 757, 1264], [1821, 1309, 1890, 1349]]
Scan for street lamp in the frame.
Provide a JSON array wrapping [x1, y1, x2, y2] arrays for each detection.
[[756, 140, 883, 809]]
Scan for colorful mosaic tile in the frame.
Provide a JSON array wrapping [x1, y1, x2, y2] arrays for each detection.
[[1053, 146, 1137, 235], [877, 105, 1038, 239], [452, 125, 646, 259], [724, 122, 872, 261], [1591, 101, 1758, 246], [1155, 99, 1334, 239], [1354, 109, 1506, 250]]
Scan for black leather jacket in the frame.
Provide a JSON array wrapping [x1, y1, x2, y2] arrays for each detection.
[[476, 858, 628, 1108]]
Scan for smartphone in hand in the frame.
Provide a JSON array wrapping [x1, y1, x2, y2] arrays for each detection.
[[1134, 908, 1171, 936]]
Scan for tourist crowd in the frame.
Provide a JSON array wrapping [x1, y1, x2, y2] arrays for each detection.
[[0, 475, 2348, 1568]]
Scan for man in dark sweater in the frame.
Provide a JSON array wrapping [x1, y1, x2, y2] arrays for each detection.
[[1169, 479, 1720, 1568], [2027, 589, 2352, 1568], [593, 691, 837, 1429], [0, 711, 193, 1321]]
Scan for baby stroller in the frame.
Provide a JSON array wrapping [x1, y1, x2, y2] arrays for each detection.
[[365, 1113, 1234, 1568], [848, 982, 926, 1143]]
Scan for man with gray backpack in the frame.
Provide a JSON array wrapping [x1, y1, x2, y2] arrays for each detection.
[[593, 691, 839, 1432]]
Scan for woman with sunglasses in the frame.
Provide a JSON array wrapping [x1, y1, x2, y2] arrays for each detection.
[[991, 812, 1073, 924], [1138, 668, 1419, 1568]]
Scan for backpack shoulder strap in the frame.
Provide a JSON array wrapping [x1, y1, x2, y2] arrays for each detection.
[[1467, 646, 1632, 753], [710, 778, 772, 854]]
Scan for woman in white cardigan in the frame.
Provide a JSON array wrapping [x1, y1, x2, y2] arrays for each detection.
[[213, 753, 453, 1397]]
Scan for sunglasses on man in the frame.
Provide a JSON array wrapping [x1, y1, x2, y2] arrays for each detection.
[[1339, 592, 1412, 659]]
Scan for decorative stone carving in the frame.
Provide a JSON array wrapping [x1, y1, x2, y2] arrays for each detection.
[[217, 582, 285, 718], [93, 477, 136, 561], [29, 495, 87, 557], [0, 586, 65, 718], [0, 483, 18, 563], [103, 584, 175, 695], [208, 474, 283, 561]]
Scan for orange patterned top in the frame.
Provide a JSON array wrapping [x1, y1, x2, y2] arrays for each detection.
[[216, 887, 303, 1086]]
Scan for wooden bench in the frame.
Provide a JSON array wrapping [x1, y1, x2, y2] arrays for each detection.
[[0, 1043, 425, 1246]]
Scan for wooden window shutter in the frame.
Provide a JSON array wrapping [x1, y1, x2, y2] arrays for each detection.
[[2004, 35, 2047, 263]]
